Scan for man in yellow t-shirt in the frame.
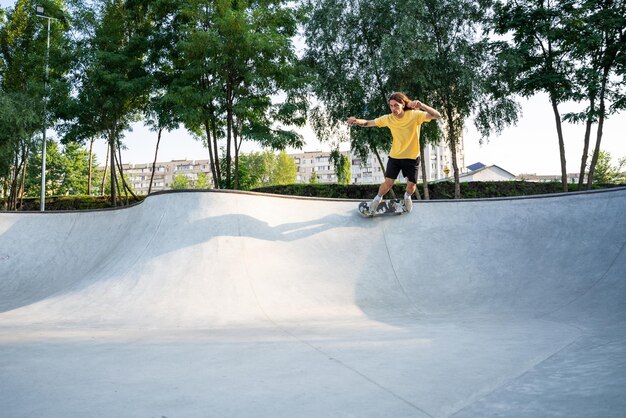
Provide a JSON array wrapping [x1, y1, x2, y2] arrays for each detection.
[[347, 92, 441, 214]]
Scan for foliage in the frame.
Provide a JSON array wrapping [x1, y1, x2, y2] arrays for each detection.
[[0, 0, 72, 208], [171, 173, 190, 190], [271, 150, 297, 185], [491, 0, 576, 191], [303, 0, 400, 162], [329, 149, 351, 185], [252, 181, 620, 200], [195, 171, 210, 189], [245, 150, 277, 188], [2, 194, 144, 211], [4, 181, 623, 211], [25, 140, 98, 197], [304, 0, 519, 199], [560, 0, 626, 188], [592, 151, 626, 185], [59, 0, 152, 205], [160, 0, 309, 190]]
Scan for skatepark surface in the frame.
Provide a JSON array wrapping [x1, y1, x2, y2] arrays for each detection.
[[0, 187, 625, 417]]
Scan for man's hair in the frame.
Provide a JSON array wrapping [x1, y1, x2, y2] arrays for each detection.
[[389, 92, 412, 109]]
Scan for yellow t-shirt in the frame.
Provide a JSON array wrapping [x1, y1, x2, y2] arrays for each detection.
[[374, 110, 430, 159]]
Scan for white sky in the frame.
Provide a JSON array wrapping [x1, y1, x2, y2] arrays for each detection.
[[2, 0, 624, 175]]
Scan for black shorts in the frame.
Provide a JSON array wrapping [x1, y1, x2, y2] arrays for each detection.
[[385, 156, 421, 183]]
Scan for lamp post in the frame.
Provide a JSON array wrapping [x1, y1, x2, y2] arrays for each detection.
[[35, 5, 56, 212]]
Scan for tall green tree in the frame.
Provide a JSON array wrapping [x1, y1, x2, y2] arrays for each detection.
[[592, 151, 625, 184], [63, 0, 151, 205], [0, 0, 71, 209], [421, 0, 520, 198], [25, 139, 92, 197], [304, 0, 397, 169], [305, 0, 518, 199], [271, 150, 297, 185], [171, 173, 190, 190], [493, 0, 575, 192], [245, 149, 277, 188], [330, 149, 351, 185], [165, 0, 307, 190], [561, 0, 626, 188]]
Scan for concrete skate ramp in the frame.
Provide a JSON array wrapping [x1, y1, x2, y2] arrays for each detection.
[[0, 188, 625, 417]]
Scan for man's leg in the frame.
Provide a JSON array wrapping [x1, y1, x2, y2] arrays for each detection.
[[405, 182, 417, 196], [377, 177, 395, 197], [404, 182, 416, 212], [369, 177, 394, 214], [400, 157, 420, 212]]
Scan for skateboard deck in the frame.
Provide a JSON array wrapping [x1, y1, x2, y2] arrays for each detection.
[[358, 199, 408, 217]]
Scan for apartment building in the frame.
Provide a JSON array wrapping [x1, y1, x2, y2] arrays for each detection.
[[122, 159, 212, 195], [121, 136, 465, 194], [291, 151, 351, 184]]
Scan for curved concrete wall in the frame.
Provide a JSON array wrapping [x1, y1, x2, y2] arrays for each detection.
[[0, 188, 624, 417]]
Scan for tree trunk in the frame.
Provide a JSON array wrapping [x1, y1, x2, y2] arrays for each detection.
[[449, 137, 461, 199], [550, 96, 568, 192], [101, 145, 109, 196], [116, 146, 138, 202], [8, 151, 21, 210], [88, 138, 94, 195], [578, 114, 593, 188], [203, 118, 218, 188], [587, 70, 609, 189], [225, 79, 233, 189], [445, 111, 461, 199], [420, 139, 429, 200], [211, 110, 221, 186], [109, 131, 117, 206], [233, 121, 241, 190], [148, 127, 163, 195]]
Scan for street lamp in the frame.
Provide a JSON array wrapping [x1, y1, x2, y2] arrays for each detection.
[[35, 5, 57, 211]]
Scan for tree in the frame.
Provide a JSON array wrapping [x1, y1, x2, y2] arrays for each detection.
[[592, 151, 625, 184], [493, 0, 575, 192], [561, 0, 626, 188], [165, 0, 308, 190], [330, 149, 351, 185], [271, 150, 297, 185], [246, 150, 277, 187], [171, 173, 190, 190], [195, 171, 210, 189], [25, 140, 92, 197], [305, 0, 518, 199], [304, 0, 399, 171], [63, 0, 151, 205], [0, 0, 71, 209]]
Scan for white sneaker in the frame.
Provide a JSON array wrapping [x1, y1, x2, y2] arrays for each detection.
[[368, 198, 381, 215], [403, 197, 413, 213]]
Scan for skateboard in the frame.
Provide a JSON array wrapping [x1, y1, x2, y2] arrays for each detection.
[[358, 199, 409, 217]]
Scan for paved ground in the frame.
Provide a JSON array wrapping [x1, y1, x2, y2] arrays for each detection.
[[0, 187, 625, 418]]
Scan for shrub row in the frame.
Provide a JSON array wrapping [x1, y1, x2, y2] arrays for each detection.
[[252, 181, 608, 200], [1, 182, 619, 211]]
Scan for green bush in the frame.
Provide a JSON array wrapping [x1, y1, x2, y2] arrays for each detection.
[[1, 195, 145, 211], [253, 181, 620, 200], [1, 182, 620, 211]]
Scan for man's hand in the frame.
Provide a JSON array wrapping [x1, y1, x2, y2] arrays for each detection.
[[347, 116, 358, 126], [409, 100, 442, 120], [409, 100, 423, 110]]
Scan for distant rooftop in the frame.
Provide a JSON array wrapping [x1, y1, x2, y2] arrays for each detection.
[[467, 162, 486, 171]]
